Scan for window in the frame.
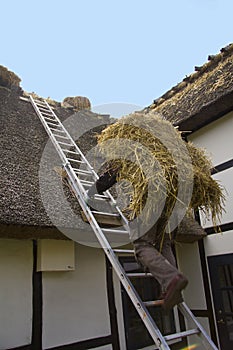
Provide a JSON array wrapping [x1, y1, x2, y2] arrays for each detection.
[[218, 263, 233, 341], [208, 253, 233, 349]]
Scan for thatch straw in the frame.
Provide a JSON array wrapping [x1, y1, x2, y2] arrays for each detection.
[[97, 112, 225, 228], [0, 65, 21, 88]]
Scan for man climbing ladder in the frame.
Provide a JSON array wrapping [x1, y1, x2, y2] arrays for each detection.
[[86, 163, 203, 311], [30, 95, 221, 349], [87, 110, 224, 315]]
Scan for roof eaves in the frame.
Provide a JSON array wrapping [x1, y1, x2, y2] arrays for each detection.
[[147, 43, 233, 111], [177, 90, 233, 132]]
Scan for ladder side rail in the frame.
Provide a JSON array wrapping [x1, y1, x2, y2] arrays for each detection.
[[42, 99, 98, 177], [30, 96, 96, 178], [44, 99, 128, 225], [62, 162, 128, 236], [30, 96, 102, 211], [31, 97, 218, 350], [33, 97, 129, 227], [30, 96, 129, 244], [31, 96, 170, 348], [178, 303, 218, 350], [65, 156, 129, 228], [63, 163, 171, 349], [63, 151, 130, 235], [30, 96, 76, 168], [103, 189, 130, 227], [64, 161, 130, 238]]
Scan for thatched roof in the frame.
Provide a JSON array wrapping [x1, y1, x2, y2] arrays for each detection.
[[0, 65, 22, 93], [1, 44, 232, 239], [145, 43, 233, 132], [0, 87, 110, 239]]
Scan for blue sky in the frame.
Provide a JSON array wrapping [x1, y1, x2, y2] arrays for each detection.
[[1, 0, 233, 115]]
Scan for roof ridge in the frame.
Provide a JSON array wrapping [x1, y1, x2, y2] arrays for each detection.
[[149, 43, 233, 110]]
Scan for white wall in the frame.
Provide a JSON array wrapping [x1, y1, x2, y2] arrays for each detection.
[[0, 239, 33, 350], [200, 167, 233, 228], [189, 111, 233, 165], [176, 242, 206, 310], [0, 239, 114, 349], [177, 111, 232, 309], [189, 111, 233, 230], [204, 230, 233, 257], [42, 243, 111, 349], [176, 111, 233, 343]]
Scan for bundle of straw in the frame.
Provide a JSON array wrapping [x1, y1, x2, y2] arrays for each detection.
[[97, 112, 225, 227]]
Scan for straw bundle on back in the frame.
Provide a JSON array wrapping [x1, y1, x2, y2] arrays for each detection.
[[97, 112, 225, 227]]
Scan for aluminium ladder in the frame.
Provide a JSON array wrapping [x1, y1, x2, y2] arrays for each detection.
[[30, 95, 218, 350]]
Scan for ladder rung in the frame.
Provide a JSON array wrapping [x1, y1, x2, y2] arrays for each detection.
[[94, 194, 110, 199], [73, 168, 93, 175], [127, 272, 152, 278], [44, 116, 57, 123], [58, 141, 74, 147], [41, 109, 53, 113], [102, 228, 128, 234], [79, 179, 94, 185], [47, 121, 60, 127], [67, 158, 84, 164], [80, 182, 92, 187], [144, 300, 164, 307], [114, 249, 135, 254], [50, 127, 66, 133], [33, 99, 55, 111], [62, 149, 79, 154], [164, 328, 199, 342], [33, 99, 46, 104], [91, 196, 111, 202], [81, 210, 122, 227], [53, 134, 71, 140], [38, 106, 51, 112], [41, 111, 54, 117], [91, 210, 120, 217], [40, 109, 53, 115], [35, 102, 47, 107]]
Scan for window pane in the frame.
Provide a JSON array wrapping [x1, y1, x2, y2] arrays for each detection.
[[222, 290, 233, 313], [226, 315, 233, 341]]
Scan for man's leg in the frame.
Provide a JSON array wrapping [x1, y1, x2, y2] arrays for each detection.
[[134, 240, 178, 292], [160, 234, 176, 268], [133, 238, 188, 310]]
